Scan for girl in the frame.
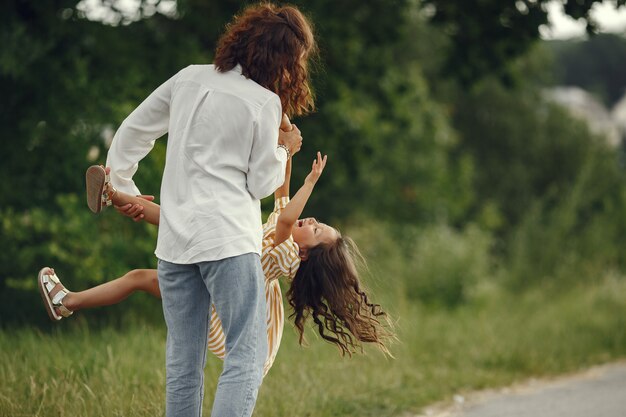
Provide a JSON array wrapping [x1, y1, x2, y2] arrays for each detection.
[[39, 152, 392, 376]]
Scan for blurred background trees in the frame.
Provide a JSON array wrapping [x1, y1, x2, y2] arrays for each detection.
[[2, 0, 625, 323]]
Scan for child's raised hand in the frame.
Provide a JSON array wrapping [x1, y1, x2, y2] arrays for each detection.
[[305, 152, 327, 185]]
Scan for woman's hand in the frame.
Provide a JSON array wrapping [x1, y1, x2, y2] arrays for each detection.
[[280, 113, 293, 132], [304, 152, 327, 185], [278, 124, 302, 157], [115, 195, 154, 222]]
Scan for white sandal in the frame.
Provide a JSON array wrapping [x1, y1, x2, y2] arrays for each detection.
[[37, 267, 73, 321], [85, 165, 116, 214]]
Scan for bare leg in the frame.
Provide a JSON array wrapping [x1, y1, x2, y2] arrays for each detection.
[[62, 269, 161, 312]]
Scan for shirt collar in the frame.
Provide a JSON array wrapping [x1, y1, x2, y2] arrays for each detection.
[[233, 64, 243, 75]]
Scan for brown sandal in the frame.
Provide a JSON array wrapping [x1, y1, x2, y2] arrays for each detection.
[[85, 165, 116, 213], [37, 267, 73, 321]]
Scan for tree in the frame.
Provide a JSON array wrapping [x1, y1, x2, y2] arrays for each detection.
[[1, 0, 471, 322], [422, 0, 626, 84], [0, 1, 209, 211]]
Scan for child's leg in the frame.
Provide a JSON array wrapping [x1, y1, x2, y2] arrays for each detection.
[[63, 269, 161, 312], [109, 189, 161, 226]]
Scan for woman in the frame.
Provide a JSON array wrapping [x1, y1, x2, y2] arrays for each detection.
[[81, 4, 317, 417]]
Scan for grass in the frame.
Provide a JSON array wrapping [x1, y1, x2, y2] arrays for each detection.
[[1, 273, 625, 417]]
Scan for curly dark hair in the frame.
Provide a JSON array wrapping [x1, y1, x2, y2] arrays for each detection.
[[286, 235, 394, 356], [214, 2, 317, 117]]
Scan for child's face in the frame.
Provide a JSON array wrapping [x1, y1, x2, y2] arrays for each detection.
[[292, 217, 338, 254]]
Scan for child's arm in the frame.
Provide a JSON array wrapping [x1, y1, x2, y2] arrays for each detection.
[[274, 152, 327, 246], [274, 158, 292, 199], [274, 114, 294, 199]]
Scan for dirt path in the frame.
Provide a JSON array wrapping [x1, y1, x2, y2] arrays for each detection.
[[416, 362, 626, 417]]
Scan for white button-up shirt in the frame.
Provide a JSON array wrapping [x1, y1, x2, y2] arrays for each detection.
[[106, 64, 288, 264]]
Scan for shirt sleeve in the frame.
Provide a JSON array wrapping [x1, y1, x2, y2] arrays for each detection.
[[274, 196, 290, 212], [246, 95, 288, 200], [268, 239, 301, 280], [266, 196, 291, 226], [106, 69, 182, 195]]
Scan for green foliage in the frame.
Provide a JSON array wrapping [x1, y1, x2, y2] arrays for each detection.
[[422, 0, 626, 84], [444, 50, 626, 291], [284, 0, 470, 224], [2, 0, 626, 328], [1, 0, 474, 321], [349, 221, 493, 308], [0, 0, 219, 212], [405, 224, 492, 307], [450, 76, 613, 231], [300, 63, 472, 224], [2, 4, 626, 415], [0, 193, 160, 324], [506, 148, 626, 289], [0, 0, 459, 222]]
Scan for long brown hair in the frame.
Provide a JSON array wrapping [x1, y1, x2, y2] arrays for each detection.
[[214, 3, 317, 117], [286, 235, 394, 356]]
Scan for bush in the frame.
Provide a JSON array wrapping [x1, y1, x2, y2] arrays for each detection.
[[505, 145, 626, 290], [0, 193, 160, 325], [405, 224, 493, 308]]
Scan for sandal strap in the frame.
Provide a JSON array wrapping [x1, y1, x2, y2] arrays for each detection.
[[101, 190, 112, 207], [101, 169, 116, 207], [42, 271, 74, 318], [56, 303, 74, 318], [42, 272, 61, 293], [51, 287, 68, 305]]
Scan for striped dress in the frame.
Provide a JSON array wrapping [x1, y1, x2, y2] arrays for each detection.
[[207, 197, 301, 376]]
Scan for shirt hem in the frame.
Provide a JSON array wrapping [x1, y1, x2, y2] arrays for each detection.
[[155, 247, 261, 265]]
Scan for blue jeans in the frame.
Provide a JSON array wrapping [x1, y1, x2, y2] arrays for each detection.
[[158, 253, 268, 417]]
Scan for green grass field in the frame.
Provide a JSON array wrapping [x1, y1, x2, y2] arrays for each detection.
[[1, 272, 625, 417]]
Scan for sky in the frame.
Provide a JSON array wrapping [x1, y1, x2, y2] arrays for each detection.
[[541, 1, 626, 39]]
